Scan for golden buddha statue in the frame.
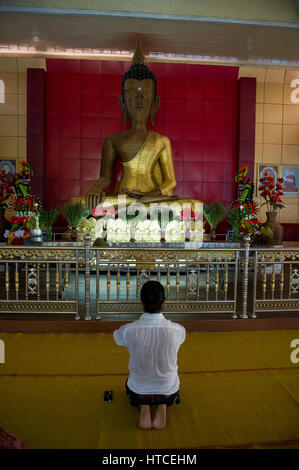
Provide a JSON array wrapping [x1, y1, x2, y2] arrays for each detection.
[[73, 42, 200, 211]]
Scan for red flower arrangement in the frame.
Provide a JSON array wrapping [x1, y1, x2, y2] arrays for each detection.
[[258, 173, 285, 212], [9, 216, 29, 226], [232, 201, 258, 218], [180, 208, 199, 221], [92, 205, 117, 218], [5, 215, 31, 245]]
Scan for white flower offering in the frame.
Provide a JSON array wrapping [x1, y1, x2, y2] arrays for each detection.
[[106, 219, 131, 242], [77, 218, 97, 241], [165, 220, 186, 242], [135, 219, 161, 242]]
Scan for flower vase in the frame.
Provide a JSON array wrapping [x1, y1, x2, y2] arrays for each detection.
[[210, 228, 216, 241], [45, 226, 52, 242], [71, 227, 77, 242], [263, 211, 283, 245]]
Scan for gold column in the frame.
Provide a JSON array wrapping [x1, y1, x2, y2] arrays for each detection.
[[107, 266, 111, 300], [15, 265, 19, 300], [46, 266, 50, 301], [117, 267, 120, 300], [271, 269, 276, 299], [167, 265, 170, 299], [280, 269, 284, 299], [176, 266, 180, 301], [215, 265, 219, 300], [262, 271, 267, 299], [224, 265, 228, 300], [56, 264, 59, 300], [206, 264, 210, 300], [136, 266, 139, 299], [5, 263, 9, 301], [126, 267, 130, 300], [185, 265, 189, 300]]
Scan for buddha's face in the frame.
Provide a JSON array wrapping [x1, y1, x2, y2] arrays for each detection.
[[124, 79, 155, 121]]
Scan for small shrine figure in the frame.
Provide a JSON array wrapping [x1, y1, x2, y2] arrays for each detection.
[[230, 165, 259, 240], [11, 161, 38, 215], [4, 161, 40, 245], [235, 165, 254, 203]]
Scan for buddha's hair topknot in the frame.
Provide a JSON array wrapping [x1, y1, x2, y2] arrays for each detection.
[[121, 64, 157, 97]]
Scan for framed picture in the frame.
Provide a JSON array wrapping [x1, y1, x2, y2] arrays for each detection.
[[0, 160, 16, 183], [282, 166, 299, 196], [258, 165, 278, 182], [257, 165, 278, 196]]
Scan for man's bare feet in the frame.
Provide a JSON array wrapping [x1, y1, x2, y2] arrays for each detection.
[[138, 405, 152, 429], [152, 404, 167, 429]]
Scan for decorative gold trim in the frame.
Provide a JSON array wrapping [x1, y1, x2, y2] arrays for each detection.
[[0, 248, 76, 261], [257, 250, 299, 262], [96, 248, 238, 264], [97, 301, 235, 313], [132, 40, 146, 65], [0, 301, 77, 313], [255, 300, 299, 311]]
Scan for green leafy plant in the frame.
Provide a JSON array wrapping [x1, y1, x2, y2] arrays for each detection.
[[203, 203, 227, 236], [39, 209, 58, 228], [39, 208, 59, 242], [62, 203, 90, 229]]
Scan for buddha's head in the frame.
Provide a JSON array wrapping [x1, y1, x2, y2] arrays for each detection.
[[119, 42, 160, 125]]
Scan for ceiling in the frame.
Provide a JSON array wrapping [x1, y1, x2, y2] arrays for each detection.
[[1, 7, 299, 67]]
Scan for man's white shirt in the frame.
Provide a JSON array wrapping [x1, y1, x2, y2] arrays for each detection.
[[113, 313, 186, 395]]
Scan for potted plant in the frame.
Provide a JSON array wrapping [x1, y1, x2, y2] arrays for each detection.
[[62, 203, 90, 241], [203, 202, 227, 240], [258, 173, 284, 245], [39, 208, 58, 242]]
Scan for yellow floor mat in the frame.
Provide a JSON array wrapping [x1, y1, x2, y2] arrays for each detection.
[[0, 330, 298, 449]]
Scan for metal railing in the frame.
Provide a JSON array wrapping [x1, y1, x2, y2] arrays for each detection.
[[0, 237, 298, 320], [251, 247, 299, 318], [0, 244, 83, 318], [93, 245, 240, 319]]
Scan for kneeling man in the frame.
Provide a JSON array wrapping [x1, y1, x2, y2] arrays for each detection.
[[113, 281, 186, 429]]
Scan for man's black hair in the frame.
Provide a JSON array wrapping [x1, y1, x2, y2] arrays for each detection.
[[140, 281, 165, 314], [121, 64, 157, 98]]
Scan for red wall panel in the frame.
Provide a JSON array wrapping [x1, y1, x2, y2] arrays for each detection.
[[27, 68, 46, 203], [237, 77, 256, 182], [43, 59, 240, 208]]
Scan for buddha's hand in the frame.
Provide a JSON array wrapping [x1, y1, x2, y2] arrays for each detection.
[[86, 182, 106, 210], [122, 188, 162, 199]]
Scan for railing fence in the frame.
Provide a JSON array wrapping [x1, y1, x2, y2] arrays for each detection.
[[0, 237, 298, 320]]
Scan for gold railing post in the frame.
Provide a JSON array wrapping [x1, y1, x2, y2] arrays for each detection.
[[75, 249, 80, 320], [5, 262, 9, 301], [232, 250, 239, 319], [96, 250, 101, 320], [84, 233, 92, 320], [126, 265, 130, 301], [251, 250, 258, 318], [240, 235, 250, 319]]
